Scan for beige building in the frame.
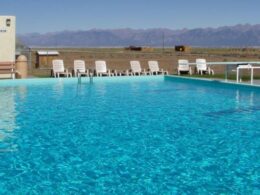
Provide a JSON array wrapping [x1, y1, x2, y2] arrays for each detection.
[[0, 16, 16, 78]]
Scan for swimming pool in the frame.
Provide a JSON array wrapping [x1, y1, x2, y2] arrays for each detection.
[[0, 76, 259, 194]]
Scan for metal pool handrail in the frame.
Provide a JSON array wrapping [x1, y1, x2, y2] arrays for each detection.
[[77, 71, 93, 84], [188, 61, 260, 82]]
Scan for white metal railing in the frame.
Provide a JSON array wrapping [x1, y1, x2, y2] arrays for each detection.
[[188, 61, 260, 84]]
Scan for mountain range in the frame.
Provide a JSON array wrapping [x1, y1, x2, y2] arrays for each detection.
[[18, 24, 260, 47]]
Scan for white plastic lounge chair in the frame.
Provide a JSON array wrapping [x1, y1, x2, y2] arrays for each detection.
[[196, 59, 214, 75], [177, 59, 192, 75], [95, 60, 113, 76], [73, 60, 89, 77], [52, 59, 72, 78], [148, 61, 168, 75], [130, 61, 148, 76]]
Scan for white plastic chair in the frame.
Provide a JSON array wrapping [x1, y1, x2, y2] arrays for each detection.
[[130, 61, 147, 76], [177, 59, 192, 75], [95, 60, 112, 76], [196, 59, 214, 75], [148, 61, 168, 75], [52, 59, 72, 78], [74, 60, 89, 77]]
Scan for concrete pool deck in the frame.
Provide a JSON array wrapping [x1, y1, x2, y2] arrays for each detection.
[[0, 75, 260, 88]]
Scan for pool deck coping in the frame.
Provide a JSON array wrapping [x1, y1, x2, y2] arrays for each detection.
[[166, 75, 260, 88], [0, 75, 259, 89]]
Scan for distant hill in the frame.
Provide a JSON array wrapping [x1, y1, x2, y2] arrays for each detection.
[[18, 24, 260, 47]]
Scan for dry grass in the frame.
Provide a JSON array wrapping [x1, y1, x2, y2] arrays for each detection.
[[28, 47, 260, 78]]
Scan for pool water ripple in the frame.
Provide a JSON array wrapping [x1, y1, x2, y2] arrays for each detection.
[[0, 77, 259, 194]]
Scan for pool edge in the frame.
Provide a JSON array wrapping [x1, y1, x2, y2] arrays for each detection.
[[165, 75, 260, 89]]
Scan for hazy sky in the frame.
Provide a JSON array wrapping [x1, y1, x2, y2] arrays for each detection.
[[1, 0, 259, 34]]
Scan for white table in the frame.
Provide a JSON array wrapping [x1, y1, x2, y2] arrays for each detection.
[[188, 61, 260, 83]]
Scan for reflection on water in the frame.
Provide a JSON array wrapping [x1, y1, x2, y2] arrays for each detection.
[[235, 90, 255, 107], [0, 86, 27, 151], [206, 89, 259, 117], [249, 92, 254, 106], [18, 86, 27, 101], [52, 80, 64, 99], [95, 83, 107, 97], [0, 87, 19, 152], [0, 88, 16, 133]]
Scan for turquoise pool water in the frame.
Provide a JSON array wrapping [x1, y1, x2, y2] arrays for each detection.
[[0, 76, 259, 194]]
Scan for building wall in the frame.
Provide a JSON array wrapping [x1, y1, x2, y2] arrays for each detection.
[[0, 16, 16, 62], [0, 16, 16, 78]]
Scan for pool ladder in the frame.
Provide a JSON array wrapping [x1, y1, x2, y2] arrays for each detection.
[[77, 72, 93, 84]]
